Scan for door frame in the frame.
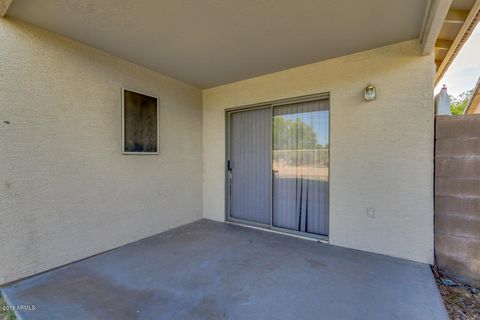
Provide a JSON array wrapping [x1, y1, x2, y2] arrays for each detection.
[[225, 92, 330, 241]]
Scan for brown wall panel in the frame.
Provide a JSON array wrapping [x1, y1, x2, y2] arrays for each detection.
[[435, 115, 480, 286]]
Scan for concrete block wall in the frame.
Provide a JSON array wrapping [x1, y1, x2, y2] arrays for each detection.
[[435, 115, 480, 286]]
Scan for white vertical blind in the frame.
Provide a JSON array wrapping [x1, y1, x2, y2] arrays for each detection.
[[230, 108, 272, 224]]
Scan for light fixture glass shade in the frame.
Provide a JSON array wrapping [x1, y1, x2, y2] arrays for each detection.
[[364, 84, 376, 101]]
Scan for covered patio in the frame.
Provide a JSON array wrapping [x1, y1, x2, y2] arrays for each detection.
[[2, 220, 447, 320], [4, 0, 479, 318]]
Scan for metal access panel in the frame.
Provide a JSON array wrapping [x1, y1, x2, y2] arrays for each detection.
[[227, 107, 272, 225]]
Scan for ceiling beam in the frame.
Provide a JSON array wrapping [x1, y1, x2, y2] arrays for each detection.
[[435, 39, 453, 50], [444, 10, 469, 24], [0, 0, 13, 17], [420, 0, 453, 55]]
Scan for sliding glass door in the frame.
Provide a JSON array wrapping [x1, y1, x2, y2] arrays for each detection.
[[227, 96, 329, 238]]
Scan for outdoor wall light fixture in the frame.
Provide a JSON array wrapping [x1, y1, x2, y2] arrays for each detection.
[[364, 84, 376, 101]]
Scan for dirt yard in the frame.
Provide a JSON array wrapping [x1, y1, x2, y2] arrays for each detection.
[[433, 268, 480, 320]]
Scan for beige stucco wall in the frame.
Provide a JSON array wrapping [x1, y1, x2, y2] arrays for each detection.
[[0, 18, 203, 284], [203, 40, 435, 264]]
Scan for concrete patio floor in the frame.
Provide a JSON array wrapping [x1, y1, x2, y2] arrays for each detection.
[[2, 219, 447, 320]]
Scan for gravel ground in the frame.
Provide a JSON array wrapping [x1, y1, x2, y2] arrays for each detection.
[[433, 268, 480, 320]]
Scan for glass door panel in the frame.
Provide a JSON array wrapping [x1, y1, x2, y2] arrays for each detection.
[[272, 100, 329, 236]]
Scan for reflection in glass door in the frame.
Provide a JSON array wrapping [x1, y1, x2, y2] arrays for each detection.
[[272, 100, 329, 236]]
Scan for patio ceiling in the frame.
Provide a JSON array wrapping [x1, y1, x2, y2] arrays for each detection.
[[5, 0, 428, 88]]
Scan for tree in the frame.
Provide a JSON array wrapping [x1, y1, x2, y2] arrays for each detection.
[[450, 89, 474, 115], [273, 116, 318, 150]]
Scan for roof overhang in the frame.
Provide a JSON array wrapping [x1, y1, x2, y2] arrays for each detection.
[[420, 0, 480, 85], [465, 78, 480, 114], [0, 0, 12, 17]]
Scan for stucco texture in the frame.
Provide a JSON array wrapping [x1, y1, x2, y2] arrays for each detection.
[[203, 40, 435, 264], [0, 18, 203, 284]]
